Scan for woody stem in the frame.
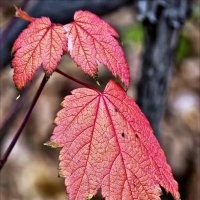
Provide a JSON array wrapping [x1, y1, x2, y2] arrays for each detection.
[[0, 75, 48, 171]]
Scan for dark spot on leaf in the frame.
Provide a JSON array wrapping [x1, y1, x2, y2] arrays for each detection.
[[115, 108, 118, 112], [135, 134, 138, 139], [121, 132, 125, 138]]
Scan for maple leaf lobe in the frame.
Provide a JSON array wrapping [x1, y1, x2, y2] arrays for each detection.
[[64, 10, 130, 88], [12, 17, 67, 89], [50, 80, 180, 200]]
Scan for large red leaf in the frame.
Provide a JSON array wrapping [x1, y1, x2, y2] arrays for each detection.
[[64, 11, 130, 88], [50, 80, 180, 200], [12, 17, 67, 89]]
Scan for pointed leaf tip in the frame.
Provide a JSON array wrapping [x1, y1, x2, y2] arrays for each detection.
[[58, 169, 65, 178], [44, 141, 61, 148]]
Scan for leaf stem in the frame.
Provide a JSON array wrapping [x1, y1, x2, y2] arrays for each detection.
[[0, 75, 48, 171], [0, 0, 30, 46], [14, 5, 34, 22], [55, 68, 100, 93]]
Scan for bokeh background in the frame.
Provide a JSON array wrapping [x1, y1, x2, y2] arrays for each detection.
[[0, 0, 199, 200]]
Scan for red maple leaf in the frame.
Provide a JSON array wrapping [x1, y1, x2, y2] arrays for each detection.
[[64, 11, 130, 88], [12, 17, 67, 89], [50, 80, 180, 200]]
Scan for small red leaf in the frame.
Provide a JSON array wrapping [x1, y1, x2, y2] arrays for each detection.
[[64, 11, 130, 87], [50, 80, 180, 200], [12, 17, 67, 89]]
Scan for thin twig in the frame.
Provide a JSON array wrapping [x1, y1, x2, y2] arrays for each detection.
[[55, 68, 100, 93], [0, 75, 48, 171]]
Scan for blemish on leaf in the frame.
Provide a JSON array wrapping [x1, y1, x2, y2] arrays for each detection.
[[114, 108, 119, 112], [121, 132, 125, 138]]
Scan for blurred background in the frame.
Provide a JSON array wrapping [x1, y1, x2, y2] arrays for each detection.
[[0, 0, 199, 200]]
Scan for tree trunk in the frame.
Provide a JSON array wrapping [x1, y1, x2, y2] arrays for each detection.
[[137, 18, 179, 137], [136, 0, 191, 137]]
